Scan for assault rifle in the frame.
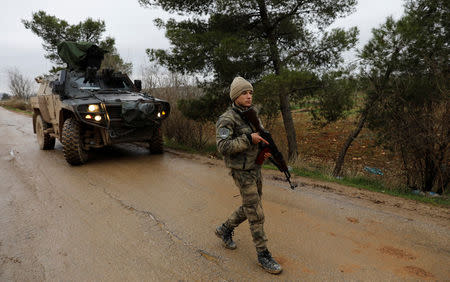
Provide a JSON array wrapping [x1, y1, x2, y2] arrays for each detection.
[[238, 107, 298, 190]]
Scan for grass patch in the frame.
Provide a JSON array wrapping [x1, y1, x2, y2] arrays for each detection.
[[1, 105, 33, 116], [164, 138, 218, 156], [1, 98, 33, 115], [263, 164, 450, 207]]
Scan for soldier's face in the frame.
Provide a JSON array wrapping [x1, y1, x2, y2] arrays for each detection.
[[235, 90, 253, 108]]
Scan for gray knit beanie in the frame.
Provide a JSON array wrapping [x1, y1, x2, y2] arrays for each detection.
[[229, 77, 253, 101]]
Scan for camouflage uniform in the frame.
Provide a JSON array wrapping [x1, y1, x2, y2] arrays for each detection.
[[216, 103, 267, 252]]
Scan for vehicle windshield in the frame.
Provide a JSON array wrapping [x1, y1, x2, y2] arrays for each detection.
[[71, 75, 133, 91], [73, 77, 101, 90]]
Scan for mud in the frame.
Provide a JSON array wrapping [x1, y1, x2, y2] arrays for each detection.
[[1, 106, 449, 281], [378, 246, 416, 260], [403, 265, 435, 278]]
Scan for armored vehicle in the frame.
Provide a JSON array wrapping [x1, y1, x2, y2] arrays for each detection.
[[30, 41, 170, 165]]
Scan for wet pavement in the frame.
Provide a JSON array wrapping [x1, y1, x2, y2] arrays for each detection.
[[0, 107, 449, 280]]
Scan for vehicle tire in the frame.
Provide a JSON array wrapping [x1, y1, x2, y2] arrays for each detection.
[[62, 117, 88, 165], [149, 127, 163, 154], [35, 114, 55, 150]]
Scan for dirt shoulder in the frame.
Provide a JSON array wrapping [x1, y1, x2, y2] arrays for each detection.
[[292, 175, 450, 221], [162, 147, 450, 222]]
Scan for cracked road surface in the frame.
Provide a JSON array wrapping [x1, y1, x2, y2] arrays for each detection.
[[1, 107, 449, 280]]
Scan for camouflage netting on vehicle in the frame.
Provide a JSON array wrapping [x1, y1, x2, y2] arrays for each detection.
[[57, 41, 107, 71], [122, 101, 156, 127]]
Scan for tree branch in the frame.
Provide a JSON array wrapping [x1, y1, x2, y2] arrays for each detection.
[[273, 1, 303, 27]]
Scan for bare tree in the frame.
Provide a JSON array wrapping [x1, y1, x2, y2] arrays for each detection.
[[7, 68, 33, 100]]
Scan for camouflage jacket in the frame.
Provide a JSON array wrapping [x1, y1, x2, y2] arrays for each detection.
[[216, 104, 260, 170]]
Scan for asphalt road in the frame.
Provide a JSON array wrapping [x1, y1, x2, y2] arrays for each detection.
[[0, 106, 449, 281]]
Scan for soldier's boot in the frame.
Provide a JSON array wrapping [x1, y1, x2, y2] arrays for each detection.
[[257, 249, 283, 274], [215, 224, 236, 249]]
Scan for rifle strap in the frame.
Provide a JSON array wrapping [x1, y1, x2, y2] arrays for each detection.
[[232, 106, 257, 133]]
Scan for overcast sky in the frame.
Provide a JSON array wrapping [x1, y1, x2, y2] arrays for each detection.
[[0, 0, 405, 94]]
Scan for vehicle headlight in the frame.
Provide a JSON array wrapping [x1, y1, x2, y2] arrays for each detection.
[[157, 111, 167, 118], [84, 114, 103, 121], [78, 104, 105, 124], [88, 104, 100, 112], [156, 103, 169, 119]]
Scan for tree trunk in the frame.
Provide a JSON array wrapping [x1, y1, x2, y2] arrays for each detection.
[[400, 145, 413, 189], [257, 0, 298, 161], [423, 151, 436, 192], [332, 52, 396, 177], [278, 91, 298, 161], [332, 110, 368, 177]]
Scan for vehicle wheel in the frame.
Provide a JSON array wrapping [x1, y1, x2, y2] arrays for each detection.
[[62, 117, 88, 165], [149, 127, 163, 154], [35, 114, 55, 150]]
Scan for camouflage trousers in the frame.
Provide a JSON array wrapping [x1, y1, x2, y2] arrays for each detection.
[[224, 167, 268, 252]]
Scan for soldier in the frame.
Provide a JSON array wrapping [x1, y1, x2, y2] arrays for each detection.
[[215, 77, 282, 274]]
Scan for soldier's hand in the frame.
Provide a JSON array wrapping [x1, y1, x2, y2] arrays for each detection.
[[251, 133, 269, 145], [264, 152, 272, 159]]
